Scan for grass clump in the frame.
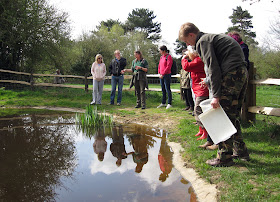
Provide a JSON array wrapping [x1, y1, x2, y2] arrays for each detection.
[[75, 105, 113, 136]]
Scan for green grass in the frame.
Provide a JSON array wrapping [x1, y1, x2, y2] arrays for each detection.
[[0, 85, 279, 201]]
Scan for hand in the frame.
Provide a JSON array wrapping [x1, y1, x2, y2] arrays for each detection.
[[199, 78, 207, 89], [121, 70, 125, 74], [135, 66, 141, 70], [210, 97, 220, 109], [182, 54, 189, 60], [159, 74, 163, 79]]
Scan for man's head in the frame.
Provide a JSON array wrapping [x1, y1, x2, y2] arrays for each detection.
[[114, 50, 121, 59], [179, 22, 200, 46]]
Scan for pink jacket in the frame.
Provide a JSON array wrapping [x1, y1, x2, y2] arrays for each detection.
[[158, 54, 173, 75], [91, 62, 106, 80]]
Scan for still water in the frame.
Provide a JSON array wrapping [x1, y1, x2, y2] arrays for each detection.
[[0, 111, 196, 201]]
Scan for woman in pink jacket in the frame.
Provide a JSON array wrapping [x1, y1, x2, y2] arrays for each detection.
[[181, 48, 209, 140], [157, 45, 173, 109], [91, 54, 107, 105]]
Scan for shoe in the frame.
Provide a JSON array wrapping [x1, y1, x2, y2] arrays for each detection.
[[195, 126, 203, 136], [117, 103, 121, 106], [197, 128, 208, 140], [206, 158, 234, 167], [108, 103, 114, 105], [232, 153, 251, 161], [166, 104, 172, 109], [188, 107, 194, 111], [199, 141, 213, 149], [183, 106, 190, 111], [135, 105, 141, 108], [141, 106, 146, 109], [90, 101, 96, 105], [206, 144, 218, 150], [157, 103, 166, 108]]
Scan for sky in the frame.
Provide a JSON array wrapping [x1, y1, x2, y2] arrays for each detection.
[[49, 0, 279, 50]]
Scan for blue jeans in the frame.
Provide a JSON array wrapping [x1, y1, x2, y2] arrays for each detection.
[[110, 75, 124, 104], [160, 74, 172, 105]]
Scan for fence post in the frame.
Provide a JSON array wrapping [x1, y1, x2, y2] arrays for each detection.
[[241, 62, 256, 122], [85, 73, 89, 93], [30, 72, 34, 90]]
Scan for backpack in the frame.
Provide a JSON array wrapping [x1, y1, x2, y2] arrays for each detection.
[[166, 55, 177, 75]]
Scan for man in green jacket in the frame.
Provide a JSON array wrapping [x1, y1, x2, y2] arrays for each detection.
[[179, 22, 250, 167]]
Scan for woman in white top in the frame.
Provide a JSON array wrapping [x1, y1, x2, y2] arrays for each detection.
[[91, 54, 107, 105]]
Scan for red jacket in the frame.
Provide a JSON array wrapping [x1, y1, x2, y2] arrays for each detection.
[[181, 57, 209, 97], [158, 54, 173, 75]]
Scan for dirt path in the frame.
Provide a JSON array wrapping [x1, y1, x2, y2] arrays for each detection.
[[7, 105, 218, 201]]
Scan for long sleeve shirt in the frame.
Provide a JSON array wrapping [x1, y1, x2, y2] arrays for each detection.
[[158, 54, 173, 75], [91, 62, 106, 81], [181, 57, 209, 97], [195, 32, 247, 98]]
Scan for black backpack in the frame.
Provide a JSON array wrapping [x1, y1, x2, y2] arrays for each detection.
[[166, 55, 177, 75]]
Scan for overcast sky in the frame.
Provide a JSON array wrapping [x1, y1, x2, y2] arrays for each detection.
[[50, 0, 279, 49]]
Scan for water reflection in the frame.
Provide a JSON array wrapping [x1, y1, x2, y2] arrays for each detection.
[[0, 112, 197, 201], [0, 114, 76, 201]]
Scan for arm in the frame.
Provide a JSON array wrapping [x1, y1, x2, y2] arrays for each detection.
[[102, 64, 107, 78], [91, 63, 95, 76], [181, 57, 204, 73], [108, 61, 113, 75]]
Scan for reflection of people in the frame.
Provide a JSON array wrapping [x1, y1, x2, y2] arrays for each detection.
[[91, 54, 106, 105], [93, 128, 107, 161], [122, 50, 148, 109], [179, 22, 250, 167], [109, 50, 127, 105], [125, 134, 149, 173], [158, 132, 173, 182], [110, 126, 127, 167], [54, 69, 65, 84]]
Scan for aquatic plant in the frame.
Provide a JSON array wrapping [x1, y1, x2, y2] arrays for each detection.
[[75, 105, 113, 136]]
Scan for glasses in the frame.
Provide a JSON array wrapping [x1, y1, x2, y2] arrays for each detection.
[[98, 58, 102, 60]]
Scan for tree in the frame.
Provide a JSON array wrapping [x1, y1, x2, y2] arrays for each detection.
[[96, 19, 125, 31], [0, 0, 70, 73], [174, 39, 188, 56], [125, 8, 161, 42], [227, 6, 258, 45]]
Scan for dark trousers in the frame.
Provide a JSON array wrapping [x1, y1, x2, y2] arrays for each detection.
[[135, 79, 146, 107], [160, 74, 172, 105], [183, 88, 194, 108]]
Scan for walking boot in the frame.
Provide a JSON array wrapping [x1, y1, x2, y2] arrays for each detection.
[[206, 144, 219, 150], [195, 126, 203, 137], [206, 158, 234, 167], [197, 128, 208, 140], [198, 141, 213, 149]]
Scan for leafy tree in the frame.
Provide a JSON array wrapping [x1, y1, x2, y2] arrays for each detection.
[[174, 39, 187, 56], [227, 6, 257, 45], [125, 8, 161, 42], [0, 0, 70, 73], [96, 19, 125, 31]]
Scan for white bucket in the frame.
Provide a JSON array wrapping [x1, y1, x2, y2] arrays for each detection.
[[198, 99, 237, 144]]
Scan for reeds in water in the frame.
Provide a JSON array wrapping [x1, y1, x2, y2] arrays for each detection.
[[75, 105, 113, 135]]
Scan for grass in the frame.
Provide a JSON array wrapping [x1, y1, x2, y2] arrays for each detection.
[[0, 85, 279, 201]]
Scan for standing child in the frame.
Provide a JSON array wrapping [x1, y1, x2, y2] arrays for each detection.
[[181, 47, 209, 140]]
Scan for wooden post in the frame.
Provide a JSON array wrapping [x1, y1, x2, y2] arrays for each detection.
[[85, 73, 89, 93], [30, 72, 34, 90], [241, 62, 256, 122]]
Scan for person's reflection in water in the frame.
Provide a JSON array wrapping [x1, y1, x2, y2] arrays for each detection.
[[125, 134, 149, 173], [158, 131, 173, 182], [93, 127, 107, 161], [110, 126, 127, 167]]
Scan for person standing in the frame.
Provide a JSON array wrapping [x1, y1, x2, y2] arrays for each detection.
[[90, 54, 106, 105], [179, 22, 250, 167], [109, 50, 127, 105], [157, 45, 173, 109], [122, 50, 148, 109]]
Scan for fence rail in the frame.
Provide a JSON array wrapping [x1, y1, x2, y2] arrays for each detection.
[[1, 66, 279, 121]]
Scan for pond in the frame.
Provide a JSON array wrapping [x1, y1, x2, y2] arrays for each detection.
[[0, 110, 197, 201]]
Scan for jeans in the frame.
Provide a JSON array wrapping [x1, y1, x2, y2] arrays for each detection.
[[134, 79, 146, 107], [110, 75, 124, 104], [160, 74, 172, 105], [92, 79, 104, 104]]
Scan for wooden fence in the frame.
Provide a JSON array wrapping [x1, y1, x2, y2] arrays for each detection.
[[1, 64, 279, 122]]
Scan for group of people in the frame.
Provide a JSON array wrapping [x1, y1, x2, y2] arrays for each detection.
[[90, 48, 174, 110], [90, 21, 250, 167]]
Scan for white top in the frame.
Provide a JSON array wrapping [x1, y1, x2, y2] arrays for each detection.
[[91, 62, 106, 80]]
